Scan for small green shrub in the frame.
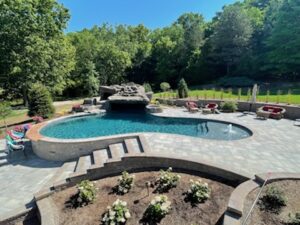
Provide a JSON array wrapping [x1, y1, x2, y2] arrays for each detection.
[[28, 83, 55, 118], [115, 171, 135, 194], [285, 212, 300, 225], [155, 167, 181, 192], [186, 179, 211, 204], [71, 180, 97, 207], [220, 101, 238, 112], [259, 186, 287, 213], [102, 199, 131, 225], [160, 82, 171, 92], [143, 82, 152, 92], [177, 78, 189, 98], [143, 195, 171, 222]]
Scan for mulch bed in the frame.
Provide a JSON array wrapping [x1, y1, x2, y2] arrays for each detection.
[[51, 171, 234, 225], [243, 180, 300, 225]]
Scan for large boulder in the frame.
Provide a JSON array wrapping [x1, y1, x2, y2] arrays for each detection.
[[100, 83, 150, 107]]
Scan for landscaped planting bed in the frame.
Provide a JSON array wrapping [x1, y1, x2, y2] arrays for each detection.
[[242, 180, 300, 225], [50, 170, 234, 225]]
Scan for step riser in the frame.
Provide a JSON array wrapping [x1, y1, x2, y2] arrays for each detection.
[[75, 155, 92, 173], [67, 135, 150, 179], [109, 144, 125, 160], [0, 161, 8, 167], [93, 149, 109, 166]]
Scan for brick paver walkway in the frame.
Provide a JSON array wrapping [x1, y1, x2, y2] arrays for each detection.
[[144, 108, 300, 177], [0, 107, 299, 219]]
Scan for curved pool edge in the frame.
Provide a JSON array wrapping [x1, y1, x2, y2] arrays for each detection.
[[36, 111, 254, 142], [26, 112, 254, 161], [151, 112, 254, 139]]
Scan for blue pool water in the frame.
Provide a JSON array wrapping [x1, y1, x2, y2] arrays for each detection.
[[40, 112, 251, 140]]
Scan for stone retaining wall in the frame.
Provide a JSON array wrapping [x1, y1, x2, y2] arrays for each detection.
[[30, 133, 142, 161], [157, 98, 300, 120], [223, 172, 300, 225]]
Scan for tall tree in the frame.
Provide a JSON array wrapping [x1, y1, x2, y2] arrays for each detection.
[[95, 44, 131, 85], [211, 5, 253, 75], [0, 0, 75, 105], [263, 0, 300, 79]]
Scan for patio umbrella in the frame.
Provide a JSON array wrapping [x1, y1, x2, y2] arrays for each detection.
[[249, 84, 258, 112]]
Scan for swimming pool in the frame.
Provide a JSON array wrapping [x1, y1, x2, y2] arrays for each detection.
[[40, 112, 252, 140]]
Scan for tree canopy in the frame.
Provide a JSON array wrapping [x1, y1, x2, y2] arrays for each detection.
[[0, 0, 299, 102]]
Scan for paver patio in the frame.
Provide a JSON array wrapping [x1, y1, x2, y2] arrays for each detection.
[[0, 107, 299, 219]]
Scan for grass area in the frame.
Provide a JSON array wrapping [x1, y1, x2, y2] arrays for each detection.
[[0, 99, 83, 129], [154, 88, 300, 105]]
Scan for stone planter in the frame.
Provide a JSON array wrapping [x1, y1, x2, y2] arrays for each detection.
[[146, 104, 163, 113]]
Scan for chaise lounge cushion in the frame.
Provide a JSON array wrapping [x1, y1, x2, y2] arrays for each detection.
[[259, 106, 286, 119]]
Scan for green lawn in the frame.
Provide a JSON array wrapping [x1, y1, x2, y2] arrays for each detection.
[[154, 88, 300, 105], [0, 99, 84, 129]]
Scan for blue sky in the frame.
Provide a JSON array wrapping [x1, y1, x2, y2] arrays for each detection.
[[58, 0, 238, 32]]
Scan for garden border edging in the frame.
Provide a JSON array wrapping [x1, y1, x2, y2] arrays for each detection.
[[223, 172, 300, 225], [34, 154, 250, 225]]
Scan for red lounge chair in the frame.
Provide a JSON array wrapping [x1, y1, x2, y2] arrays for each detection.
[[257, 105, 286, 120], [6, 130, 23, 140], [205, 103, 218, 113], [186, 101, 199, 113]]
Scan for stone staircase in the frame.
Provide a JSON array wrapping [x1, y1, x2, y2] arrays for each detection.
[[45, 135, 149, 188], [0, 140, 30, 167], [0, 150, 8, 167], [0, 140, 7, 167]]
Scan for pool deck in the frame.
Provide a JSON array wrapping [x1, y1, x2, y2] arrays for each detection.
[[146, 107, 300, 177], [0, 107, 300, 219]]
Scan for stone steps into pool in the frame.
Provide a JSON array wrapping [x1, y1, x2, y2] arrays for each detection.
[[92, 149, 109, 167], [45, 135, 150, 191], [108, 143, 125, 162], [75, 155, 92, 173]]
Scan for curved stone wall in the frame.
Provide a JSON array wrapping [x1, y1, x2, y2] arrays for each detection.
[[26, 113, 252, 161], [223, 172, 300, 225]]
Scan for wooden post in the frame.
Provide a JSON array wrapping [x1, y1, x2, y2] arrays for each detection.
[[220, 88, 224, 100], [266, 90, 270, 103], [238, 88, 241, 101], [276, 90, 281, 104]]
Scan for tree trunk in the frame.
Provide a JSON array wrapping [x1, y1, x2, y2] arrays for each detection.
[[4, 118, 7, 132], [226, 63, 230, 76], [22, 86, 28, 107]]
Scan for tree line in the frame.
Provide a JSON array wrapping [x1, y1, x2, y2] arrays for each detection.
[[0, 0, 299, 105]]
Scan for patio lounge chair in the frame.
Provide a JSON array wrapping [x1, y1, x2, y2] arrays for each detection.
[[6, 141, 25, 156], [7, 130, 24, 140], [256, 105, 286, 120], [186, 101, 199, 113], [204, 103, 218, 114], [5, 135, 25, 155]]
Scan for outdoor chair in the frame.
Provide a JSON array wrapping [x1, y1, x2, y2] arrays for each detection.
[[256, 105, 286, 120], [5, 137, 26, 157], [7, 130, 24, 140], [204, 103, 218, 114], [185, 101, 199, 113]]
